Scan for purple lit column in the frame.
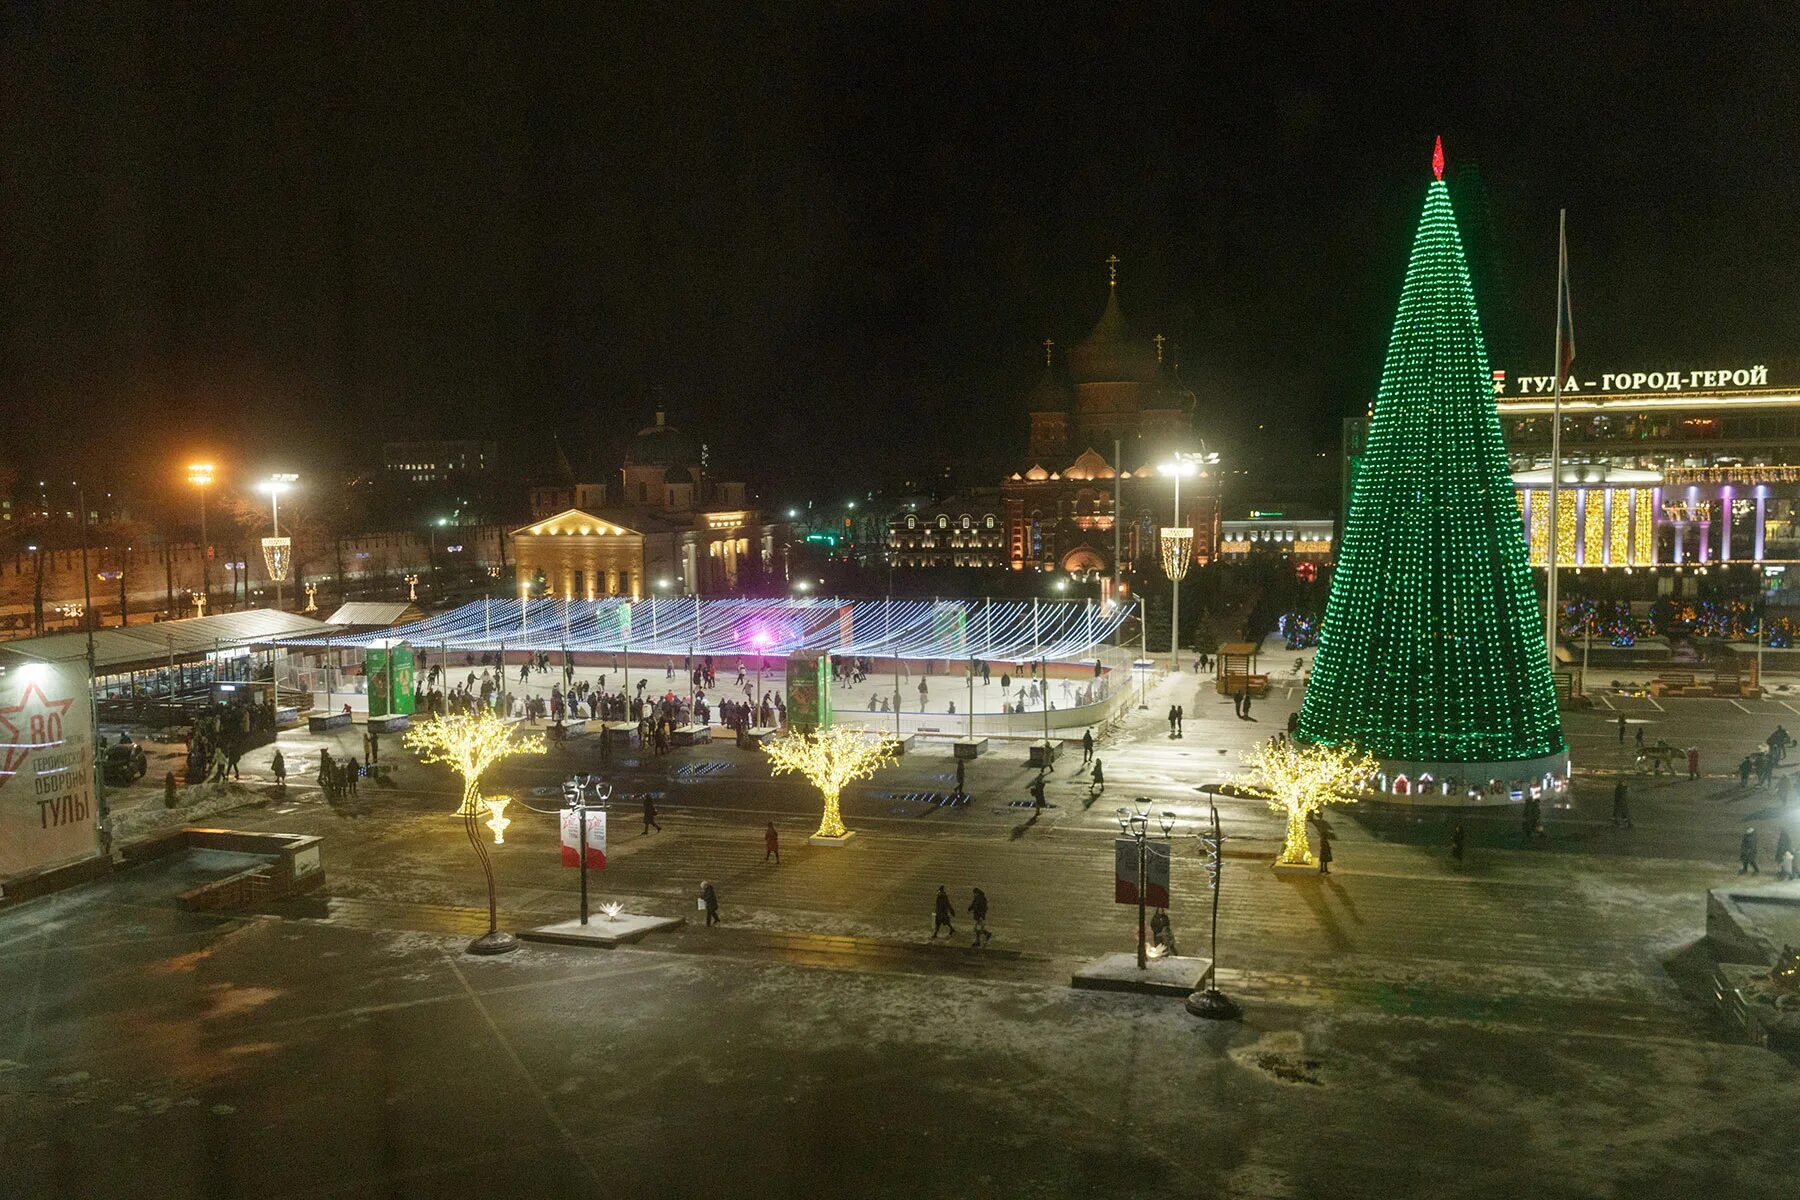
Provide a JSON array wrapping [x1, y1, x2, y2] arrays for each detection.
[[1756, 486, 1768, 561], [1575, 489, 1587, 564]]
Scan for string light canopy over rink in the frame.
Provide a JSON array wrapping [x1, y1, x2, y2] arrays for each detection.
[[1295, 138, 1568, 803], [281, 595, 1134, 663]]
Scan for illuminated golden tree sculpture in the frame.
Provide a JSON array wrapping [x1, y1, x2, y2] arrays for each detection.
[[1235, 738, 1377, 867], [404, 709, 547, 815], [764, 725, 898, 840], [404, 711, 546, 955]]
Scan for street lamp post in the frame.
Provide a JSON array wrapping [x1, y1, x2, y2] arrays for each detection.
[[1158, 451, 1215, 668], [1186, 799, 1241, 1020], [187, 463, 215, 616], [259, 473, 297, 611], [1117, 798, 1175, 970]]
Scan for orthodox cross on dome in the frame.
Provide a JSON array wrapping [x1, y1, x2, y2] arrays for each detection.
[[1432, 134, 1444, 181], [1105, 254, 1119, 287], [1043, 338, 1054, 366], [1153, 333, 1166, 364]]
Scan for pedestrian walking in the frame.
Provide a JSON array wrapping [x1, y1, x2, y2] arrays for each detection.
[[643, 794, 662, 834], [1687, 747, 1700, 780], [1451, 822, 1466, 867], [1175, 705, 1184, 737], [931, 885, 957, 938], [1740, 756, 1754, 790], [969, 887, 991, 946], [1081, 729, 1094, 764], [701, 880, 720, 926], [1029, 772, 1046, 811], [1618, 715, 1627, 745], [1741, 827, 1760, 875], [764, 822, 780, 863], [955, 758, 966, 800], [1242, 691, 1253, 721], [271, 749, 286, 791], [1089, 758, 1104, 796], [363, 730, 374, 763], [1168, 705, 1179, 738], [368, 731, 379, 765], [1233, 690, 1244, 718], [1612, 780, 1634, 829]]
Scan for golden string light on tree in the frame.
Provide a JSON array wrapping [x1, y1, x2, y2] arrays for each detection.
[[404, 709, 546, 815], [763, 725, 898, 840], [1234, 739, 1377, 867]]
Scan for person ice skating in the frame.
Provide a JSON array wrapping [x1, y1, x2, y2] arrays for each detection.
[[764, 822, 780, 863], [1081, 728, 1094, 764], [701, 880, 720, 926], [1741, 827, 1760, 875], [1612, 780, 1633, 829], [969, 887, 991, 946], [643, 794, 662, 834], [271, 749, 286, 791], [1451, 822, 1466, 867], [931, 885, 957, 938]]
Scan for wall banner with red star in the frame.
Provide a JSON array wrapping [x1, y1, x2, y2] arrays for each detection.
[[0, 659, 97, 879]]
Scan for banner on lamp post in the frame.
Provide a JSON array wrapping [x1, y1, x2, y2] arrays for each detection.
[[560, 808, 606, 868], [1113, 838, 1171, 907]]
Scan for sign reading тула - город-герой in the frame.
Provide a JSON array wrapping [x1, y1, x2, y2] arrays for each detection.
[[1495, 365, 1774, 396]]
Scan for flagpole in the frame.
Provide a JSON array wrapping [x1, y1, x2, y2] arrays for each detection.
[[1545, 207, 1568, 674]]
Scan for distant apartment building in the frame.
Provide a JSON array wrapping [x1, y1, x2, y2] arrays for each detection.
[[383, 440, 497, 484]]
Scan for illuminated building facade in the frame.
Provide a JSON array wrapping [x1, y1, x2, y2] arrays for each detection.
[[887, 495, 1007, 569], [1219, 517, 1336, 563], [1346, 367, 1800, 570], [511, 412, 784, 597], [1001, 261, 1220, 575]]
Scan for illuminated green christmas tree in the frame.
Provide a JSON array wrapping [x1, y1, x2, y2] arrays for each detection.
[[1298, 140, 1566, 781]]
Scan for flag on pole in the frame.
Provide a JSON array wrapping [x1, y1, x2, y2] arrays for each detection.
[[560, 808, 606, 868], [1557, 220, 1576, 383]]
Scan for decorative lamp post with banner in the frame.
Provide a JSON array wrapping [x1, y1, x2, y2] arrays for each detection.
[[560, 779, 610, 925], [259, 473, 297, 611], [1159, 449, 1216, 666], [1115, 797, 1175, 970]]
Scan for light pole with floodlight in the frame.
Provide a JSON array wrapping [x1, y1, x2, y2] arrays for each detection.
[[1159, 449, 1218, 668], [187, 463, 215, 616]]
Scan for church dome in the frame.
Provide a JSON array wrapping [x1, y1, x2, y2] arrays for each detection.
[[624, 411, 697, 467], [1068, 287, 1160, 385]]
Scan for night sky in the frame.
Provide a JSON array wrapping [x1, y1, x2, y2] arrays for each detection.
[[4, 4, 1797, 505]]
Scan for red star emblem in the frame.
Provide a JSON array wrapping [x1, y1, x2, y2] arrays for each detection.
[[0, 680, 76, 789]]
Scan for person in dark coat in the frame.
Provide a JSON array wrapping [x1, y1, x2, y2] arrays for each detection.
[[271, 749, 286, 791], [1168, 705, 1179, 737], [643, 794, 662, 834], [1089, 758, 1104, 795], [1316, 821, 1334, 874], [1029, 773, 1046, 810], [931, 885, 956, 938], [1081, 729, 1094, 764], [955, 758, 966, 799], [1174, 705, 1184, 737], [344, 756, 359, 796], [969, 887, 991, 946], [1451, 822, 1466, 867], [1233, 691, 1244, 718], [1612, 780, 1633, 828], [1242, 691, 1253, 721], [764, 822, 779, 863], [1741, 828, 1760, 875], [1777, 827, 1794, 879], [1523, 794, 1541, 842], [700, 881, 720, 926], [1617, 715, 1627, 745]]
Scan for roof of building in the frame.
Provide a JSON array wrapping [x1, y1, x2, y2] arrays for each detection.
[[326, 602, 430, 628], [1068, 287, 1160, 386], [0, 609, 337, 674]]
